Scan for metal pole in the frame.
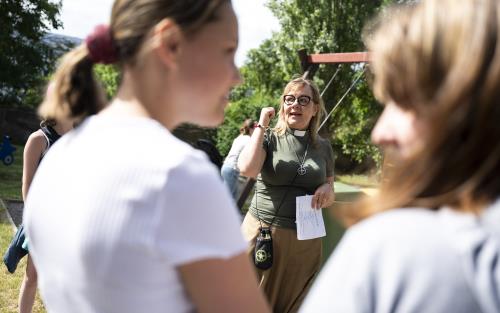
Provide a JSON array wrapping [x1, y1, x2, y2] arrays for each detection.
[[320, 65, 342, 98], [318, 66, 367, 131]]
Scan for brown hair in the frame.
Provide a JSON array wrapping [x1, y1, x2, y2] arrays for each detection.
[[274, 76, 326, 146], [38, 0, 229, 124], [240, 118, 255, 135], [343, 0, 500, 225]]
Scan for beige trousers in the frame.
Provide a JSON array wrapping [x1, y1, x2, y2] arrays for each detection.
[[241, 213, 322, 313]]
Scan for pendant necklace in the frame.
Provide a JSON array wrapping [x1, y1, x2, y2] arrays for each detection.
[[296, 143, 309, 175], [286, 132, 309, 176]]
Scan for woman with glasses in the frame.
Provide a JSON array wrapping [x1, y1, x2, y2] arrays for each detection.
[[238, 77, 335, 312]]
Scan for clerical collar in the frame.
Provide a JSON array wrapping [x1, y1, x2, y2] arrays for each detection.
[[293, 129, 306, 137], [286, 127, 308, 137]]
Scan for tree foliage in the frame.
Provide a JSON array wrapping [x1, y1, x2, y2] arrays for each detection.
[[94, 65, 120, 100], [0, 0, 62, 107], [217, 91, 277, 156], [222, 0, 406, 169]]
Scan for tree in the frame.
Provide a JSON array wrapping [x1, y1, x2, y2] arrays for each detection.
[[0, 0, 62, 107]]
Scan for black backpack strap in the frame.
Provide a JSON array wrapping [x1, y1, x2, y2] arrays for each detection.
[[237, 177, 256, 210], [195, 139, 223, 169], [39, 126, 61, 161], [40, 126, 61, 148]]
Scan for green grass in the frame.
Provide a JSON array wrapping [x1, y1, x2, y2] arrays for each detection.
[[0, 144, 23, 201], [0, 203, 45, 313], [336, 173, 379, 188], [0, 144, 45, 312]]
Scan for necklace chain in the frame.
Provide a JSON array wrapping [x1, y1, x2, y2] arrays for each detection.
[[286, 133, 309, 176]]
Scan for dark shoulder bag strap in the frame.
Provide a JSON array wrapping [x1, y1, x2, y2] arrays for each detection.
[[40, 126, 61, 147]]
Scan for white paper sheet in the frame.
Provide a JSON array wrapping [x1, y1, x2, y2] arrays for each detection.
[[296, 195, 326, 240]]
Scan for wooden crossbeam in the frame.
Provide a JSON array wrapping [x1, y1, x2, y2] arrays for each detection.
[[298, 49, 371, 80], [308, 52, 371, 64]]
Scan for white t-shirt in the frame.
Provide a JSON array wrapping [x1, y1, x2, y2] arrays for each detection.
[[24, 115, 246, 313], [300, 200, 500, 313], [222, 134, 251, 168]]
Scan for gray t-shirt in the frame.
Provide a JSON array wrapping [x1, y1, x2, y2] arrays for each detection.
[[300, 199, 500, 313], [249, 129, 334, 229]]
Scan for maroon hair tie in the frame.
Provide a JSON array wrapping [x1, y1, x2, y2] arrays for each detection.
[[85, 24, 118, 64]]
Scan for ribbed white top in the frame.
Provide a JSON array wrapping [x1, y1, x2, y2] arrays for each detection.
[[24, 115, 246, 313]]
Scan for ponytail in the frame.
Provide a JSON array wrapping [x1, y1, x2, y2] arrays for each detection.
[[38, 45, 107, 124], [39, 24, 119, 124], [240, 119, 255, 135]]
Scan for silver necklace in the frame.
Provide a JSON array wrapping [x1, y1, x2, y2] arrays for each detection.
[[286, 133, 309, 176]]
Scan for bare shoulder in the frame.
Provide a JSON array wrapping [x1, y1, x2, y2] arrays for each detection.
[[27, 129, 45, 140], [25, 130, 47, 152]]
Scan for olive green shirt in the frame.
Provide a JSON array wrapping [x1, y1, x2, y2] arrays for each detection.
[[249, 129, 335, 229]]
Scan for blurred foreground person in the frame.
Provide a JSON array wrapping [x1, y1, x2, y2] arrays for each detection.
[[301, 0, 500, 312], [23, 1, 270, 312]]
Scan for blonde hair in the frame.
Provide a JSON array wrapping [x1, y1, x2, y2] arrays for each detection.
[[343, 0, 500, 225], [274, 77, 326, 146], [38, 0, 229, 124]]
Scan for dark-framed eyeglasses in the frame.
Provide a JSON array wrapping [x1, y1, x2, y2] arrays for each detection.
[[283, 95, 312, 106]]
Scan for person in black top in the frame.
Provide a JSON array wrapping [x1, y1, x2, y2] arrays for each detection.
[[17, 115, 72, 312]]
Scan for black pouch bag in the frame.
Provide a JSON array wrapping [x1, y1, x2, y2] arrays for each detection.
[[253, 226, 273, 270]]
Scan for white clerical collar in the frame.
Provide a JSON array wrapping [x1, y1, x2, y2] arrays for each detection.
[[293, 129, 307, 137]]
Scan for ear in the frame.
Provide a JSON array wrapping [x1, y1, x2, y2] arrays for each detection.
[[152, 18, 183, 69]]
